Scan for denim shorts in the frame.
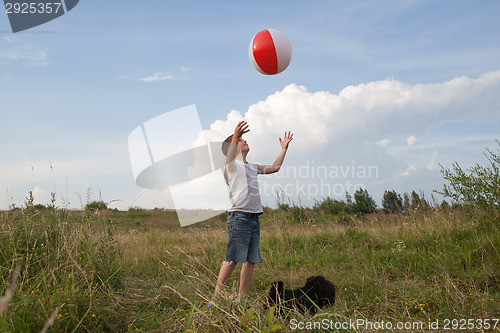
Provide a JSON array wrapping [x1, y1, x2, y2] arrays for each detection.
[[225, 211, 262, 264]]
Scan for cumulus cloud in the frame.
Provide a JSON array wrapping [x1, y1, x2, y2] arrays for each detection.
[[200, 70, 500, 206], [407, 136, 417, 148], [204, 70, 500, 158]]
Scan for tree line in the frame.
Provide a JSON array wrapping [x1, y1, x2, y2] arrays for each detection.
[[295, 139, 500, 216]]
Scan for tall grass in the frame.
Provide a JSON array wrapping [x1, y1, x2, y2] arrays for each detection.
[[1, 203, 498, 332], [0, 206, 124, 332]]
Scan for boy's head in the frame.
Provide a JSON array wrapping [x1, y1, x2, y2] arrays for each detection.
[[221, 135, 233, 156], [221, 135, 249, 157]]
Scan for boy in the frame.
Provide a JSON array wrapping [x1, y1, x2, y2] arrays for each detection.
[[211, 121, 293, 304]]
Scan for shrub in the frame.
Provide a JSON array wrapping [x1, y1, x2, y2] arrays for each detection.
[[313, 196, 348, 215], [85, 200, 107, 211], [382, 190, 403, 213], [438, 139, 499, 212], [353, 188, 377, 214]]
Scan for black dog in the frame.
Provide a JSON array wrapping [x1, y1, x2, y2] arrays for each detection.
[[267, 275, 335, 315]]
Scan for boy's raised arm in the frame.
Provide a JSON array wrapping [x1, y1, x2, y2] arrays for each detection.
[[257, 131, 293, 175], [225, 121, 250, 175]]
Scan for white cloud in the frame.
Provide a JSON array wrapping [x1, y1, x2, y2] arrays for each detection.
[[139, 72, 176, 82], [407, 136, 417, 148], [376, 138, 390, 148], [401, 165, 416, 176], [427, 151, 438, 171], [199, 70, 500, 206], [32, 186, 46, 205], [204, 70, 500, 158]]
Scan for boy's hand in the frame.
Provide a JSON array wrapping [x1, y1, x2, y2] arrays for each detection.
[[279, 131, 294, 149], [257, 131, 293, 174], [234, 121, 250, 140]]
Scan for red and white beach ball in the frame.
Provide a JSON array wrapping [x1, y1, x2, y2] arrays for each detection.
[[249, 29, 292, 75]]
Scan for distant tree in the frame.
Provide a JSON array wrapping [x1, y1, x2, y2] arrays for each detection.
[[410, 190, 430, 210], [437, 139, 500, 211], [33, 204, 46, 211], [314, 196, 348, 215], [24, 190, 34, 211], [382, 190, 403, 213], [85, 200, 107, 211], [410, 190, 420, 209], [403, 193, 411, 212], [345, 192, 354, 213], [353, 188, 377, 214]]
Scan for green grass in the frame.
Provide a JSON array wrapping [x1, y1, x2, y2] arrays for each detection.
[[0, 206, 499, 332]]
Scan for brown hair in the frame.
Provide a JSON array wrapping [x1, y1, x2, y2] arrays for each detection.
[[221, 134, 233, 156]]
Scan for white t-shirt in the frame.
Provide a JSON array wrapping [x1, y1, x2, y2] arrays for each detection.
[[224, 160, 263, 213]]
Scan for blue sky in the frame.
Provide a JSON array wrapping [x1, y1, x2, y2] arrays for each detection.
[[1, 0, 499, 211]]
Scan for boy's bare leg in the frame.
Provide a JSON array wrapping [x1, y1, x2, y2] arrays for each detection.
[[213, 261, 237, 300], [238, 262, 255, 301]]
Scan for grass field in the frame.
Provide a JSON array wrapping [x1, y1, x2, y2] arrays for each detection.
[[0, 203, 499, 332]]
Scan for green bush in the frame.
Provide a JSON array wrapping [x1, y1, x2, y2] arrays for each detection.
[[85, 200, 107, 211], [382, 190, 403, 213], [313, 189, 378, 215], [313, 196, 348, 215], [438, 139, 499, 212], [353, 188, 377, 214]]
